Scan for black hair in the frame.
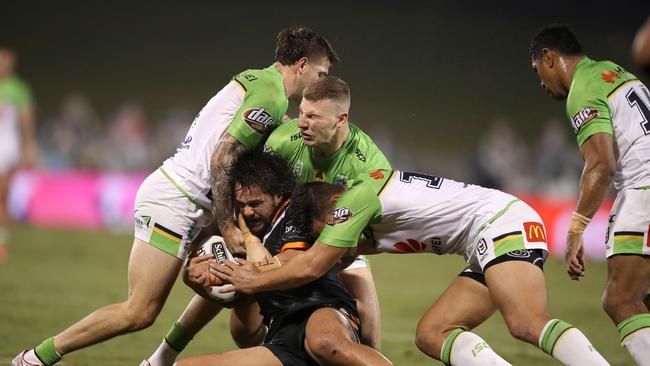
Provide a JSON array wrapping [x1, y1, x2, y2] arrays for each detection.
[[275, 25, 339, 66], [530, 24, 584, 60], [285, 182, 346, 236], [231, 150, 296, 200]]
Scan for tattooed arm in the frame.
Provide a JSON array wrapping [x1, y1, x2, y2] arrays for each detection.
[[211, 132, 247, 256]]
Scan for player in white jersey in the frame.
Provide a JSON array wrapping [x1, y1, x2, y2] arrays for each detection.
[[213, 164, 609, 366], [13, 27, 338, 366], [531, 24, 650, 365]]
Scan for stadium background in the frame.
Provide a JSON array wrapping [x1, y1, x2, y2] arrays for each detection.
[[1, 1, 649, 365]]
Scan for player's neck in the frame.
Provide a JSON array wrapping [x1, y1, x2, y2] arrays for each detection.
[[273, 62, 296, 98], [313, 125, 349, 157], [561, 55, 586, 92]]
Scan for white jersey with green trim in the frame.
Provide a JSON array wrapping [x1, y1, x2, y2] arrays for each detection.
[[567, 58, 650, 191], [319, 170, 517, 259], [160, 66, 288, 209]]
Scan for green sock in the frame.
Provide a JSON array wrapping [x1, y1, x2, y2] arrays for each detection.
[[165, 322, 194, 352], [34, 338, 62, 366], [440, 328, 464, 365], [617, 313, 650, 343], [539, 319, 573, 355]]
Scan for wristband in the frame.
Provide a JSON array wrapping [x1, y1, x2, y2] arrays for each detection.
[[568, 211, 592, 234]]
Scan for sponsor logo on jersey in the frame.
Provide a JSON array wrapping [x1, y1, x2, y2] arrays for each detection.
[[328, 207, 352, 225], [334, 174, 348, 185], [571, 107, 598, 133], [477, 238, 487, 255], [135, 215, 151, 229], [601, 70, 621, 84], [179, 136, 192, 150], [369, 169, 388, 179], [507, 249, 531, 259], [355, 148, 366, 162], [430, 237, 443, 254], [243, 108, 275, 133], [292, 161, 303, 177], [290, 132, 302, 141], [523, 222, 546, 243], [393, 239, 426, 253]]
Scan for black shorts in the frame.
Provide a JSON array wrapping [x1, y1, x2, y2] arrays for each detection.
[[262, 304, 360, 366], [459, 249, 548, 286]]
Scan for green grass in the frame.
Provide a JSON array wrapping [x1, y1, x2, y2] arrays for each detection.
[[0, 225, 635, 365]]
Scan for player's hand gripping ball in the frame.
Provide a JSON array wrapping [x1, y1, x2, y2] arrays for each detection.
[[197, 235, 239, 303]]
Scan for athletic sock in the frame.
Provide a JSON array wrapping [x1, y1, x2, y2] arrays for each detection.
[[539, 319, 609, 365], [618, 313, 650, 366], [440, 329, 511, 366], [32, 338, 62, 366], [148, 322, 193, 366]]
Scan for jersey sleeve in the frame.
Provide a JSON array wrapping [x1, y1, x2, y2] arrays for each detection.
[[567, 73, 614, 146], [263, 119, 298, 158], [317, 181, 382, 248], [226, 72, 287, 150]]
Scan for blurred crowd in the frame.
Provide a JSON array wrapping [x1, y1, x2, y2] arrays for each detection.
[[37, 93, 191, 172]]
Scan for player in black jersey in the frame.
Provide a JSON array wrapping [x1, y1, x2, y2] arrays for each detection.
[[178, 150, 391, 366]]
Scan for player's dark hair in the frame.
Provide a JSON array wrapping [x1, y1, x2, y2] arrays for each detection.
[[275, 25, 339, 66], [286, 182, 346, 236], [303, 76, 350, 104], [231, 150, 296, 200], [530, 24, 584, 60]]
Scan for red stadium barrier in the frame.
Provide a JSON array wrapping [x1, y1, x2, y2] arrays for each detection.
[[7, 170, 614, 261]]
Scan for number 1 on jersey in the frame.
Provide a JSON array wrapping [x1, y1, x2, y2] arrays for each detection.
[[626, 86, 650, 135]]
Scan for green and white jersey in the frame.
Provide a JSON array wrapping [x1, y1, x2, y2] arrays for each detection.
[[567, 58, 650, 191], [0, 75, 32, 146], [264, 119, 391, 185], [318, 170, 517, 258], [161, 66, 288, 209]]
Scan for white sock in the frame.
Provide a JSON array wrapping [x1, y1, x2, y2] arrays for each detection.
[[622, 328, 650, 366], [539, 319, 609, 366], [23, 349, 44, 365], [147, 341, 179, 366], [442, 329, 511, 366]]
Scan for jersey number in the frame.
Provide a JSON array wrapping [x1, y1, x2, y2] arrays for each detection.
[[399, 171, 443, 189], [626, 87, 650, 135]]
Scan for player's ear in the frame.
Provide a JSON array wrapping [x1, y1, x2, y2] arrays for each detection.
[[297, 57, 309, 75], [336, 111, 348, 127], [329, 193, 342, 206], [541, 48, 555, 68]]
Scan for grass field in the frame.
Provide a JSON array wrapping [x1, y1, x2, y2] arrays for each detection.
[[0, 225, 636, 365]]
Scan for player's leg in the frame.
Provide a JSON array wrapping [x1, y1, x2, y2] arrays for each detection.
[[304, 307, 392, 366], [339, 257, 381, 349], [415, 273, 510, 365], [600, 188, 650, 365], [230, 294, 266, 348], [484, 258, 609, 365], [175, 347, 283, 366], [0, 167, 13, 262], [603, 255, 650, 365]]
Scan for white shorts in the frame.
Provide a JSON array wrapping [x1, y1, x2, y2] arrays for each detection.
[[466, 200, 549, 272], [0, 141, 20, 174], [134, 168, 214, 259], [605, 188, 650, 258], [342, 255, 370, 271]]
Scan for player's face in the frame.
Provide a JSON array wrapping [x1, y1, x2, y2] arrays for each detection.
[[298, 98, 344, 148], [531, 56, 567, 100], [234, 184, 283, 237]]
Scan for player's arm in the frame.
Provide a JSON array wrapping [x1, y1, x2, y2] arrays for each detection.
[[215, 242, 350, 294], [210, 133, 246, 255], [575, 133, 616, 218]]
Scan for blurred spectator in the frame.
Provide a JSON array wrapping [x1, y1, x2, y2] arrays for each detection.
[[149, 107, 193, 166], [0, 47, 36, 261], [632, 15, 650, 72], [534, 119, 582, 198], [39, 92, 102, 169], [102, 102, 152, 171], [470, 116, 533, 193]]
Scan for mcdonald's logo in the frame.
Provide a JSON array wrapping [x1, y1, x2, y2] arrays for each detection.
[[524, 222, 546, 243]]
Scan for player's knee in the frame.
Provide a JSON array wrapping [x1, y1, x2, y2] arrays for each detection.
[[414, 321, 447, 358], [306, 332, 346, 363], [602, 287, 640, 322], [503, 316, 536, 343], [121, 299, 162, 331]]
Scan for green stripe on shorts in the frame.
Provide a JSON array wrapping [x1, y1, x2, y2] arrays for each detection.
[[477, 199, 521, 233], [612, 238, 645, 255], [494, 235, 525, 257], [150, 229, 181, 257]]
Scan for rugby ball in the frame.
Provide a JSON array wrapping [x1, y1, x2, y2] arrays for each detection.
[[197, 235, 239, 303]]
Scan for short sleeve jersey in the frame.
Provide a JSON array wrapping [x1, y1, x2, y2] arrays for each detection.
[[255, 200, 356, 326], [318, 170, 517, 259], [567, 58, 650, 190], [264, 119, 391, 185], [0, 75, 32, 144], [161, 66, 288, 209]]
